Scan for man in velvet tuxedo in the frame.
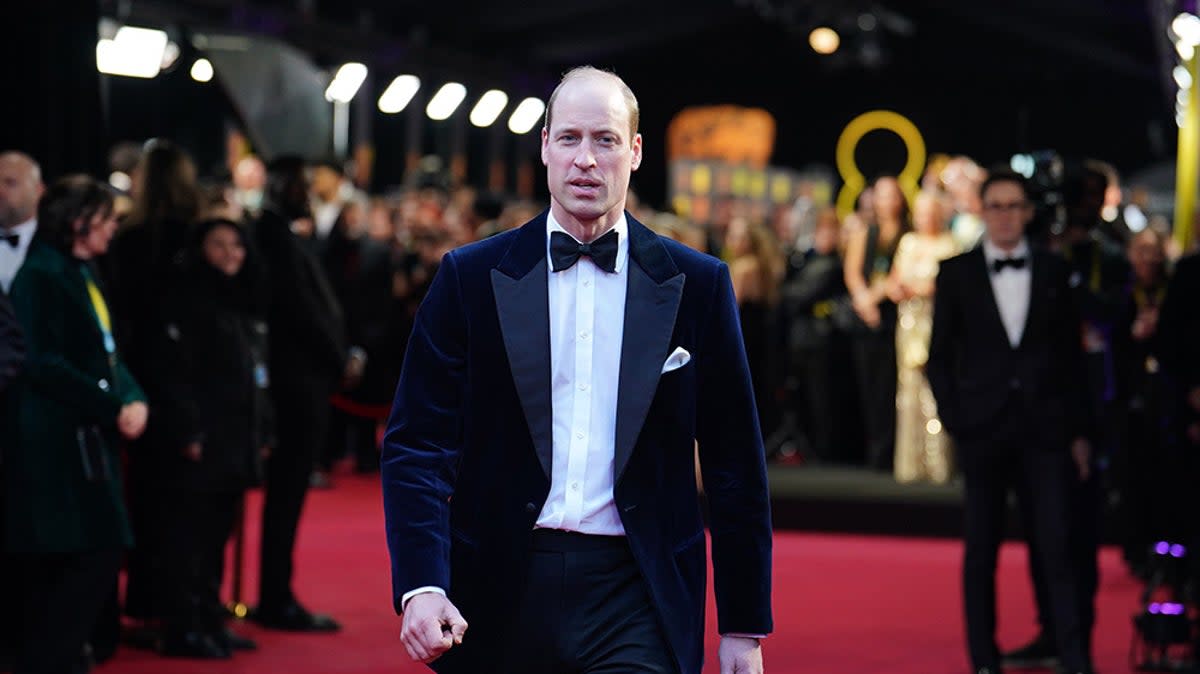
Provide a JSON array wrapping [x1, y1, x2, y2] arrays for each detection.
[[382, 67, 772, 674], [927, 171, 1094, 674]]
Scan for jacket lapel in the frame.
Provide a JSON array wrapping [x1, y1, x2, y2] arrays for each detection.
[[613, 217, 685, 483], [1019, 249, 1048, 349], [491, 214, 554, 478]]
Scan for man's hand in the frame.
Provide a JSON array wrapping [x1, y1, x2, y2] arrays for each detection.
[[1070, 437, 1091, 482], [117, 402, 149, 440], [401, 592, 468, 663], [719, 635, 763, 674]]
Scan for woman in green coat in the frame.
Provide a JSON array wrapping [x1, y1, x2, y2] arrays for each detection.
[[5, 174, 148, 674]]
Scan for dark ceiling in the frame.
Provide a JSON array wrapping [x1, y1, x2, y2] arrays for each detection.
[[102, 0, 1174, 204]]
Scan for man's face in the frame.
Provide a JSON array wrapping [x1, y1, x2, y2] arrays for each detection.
[[541, 76, 642, 230], [0, 159, 43, 229], [980, 181, 1033, 249]]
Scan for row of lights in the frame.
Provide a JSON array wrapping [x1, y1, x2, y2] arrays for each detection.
[[1170, 12, 1200, 127], [94, 26, 546, 135], [325, 62, 545, 134]]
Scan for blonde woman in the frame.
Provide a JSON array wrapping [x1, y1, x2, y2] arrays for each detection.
[[888, 191, 959, 483], [726, 215, 785, 430]]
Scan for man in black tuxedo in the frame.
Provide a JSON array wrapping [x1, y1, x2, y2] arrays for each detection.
[[383, 67, 772, 674], [249, 157, 349, 632], [927, 170, 1093, 674]]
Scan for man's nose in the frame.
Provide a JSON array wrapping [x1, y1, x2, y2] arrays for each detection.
[[573, 142, 596, 168]]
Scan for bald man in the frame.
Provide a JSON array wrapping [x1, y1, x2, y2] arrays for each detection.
[[0, 152, 44, 293], [383, 67, 772, 674]]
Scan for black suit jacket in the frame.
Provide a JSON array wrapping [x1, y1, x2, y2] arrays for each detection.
[[927, 246, 1089, 447], [0, 290, 23, 396], [381, 213, 773, 674], [251, 209, 347, 407]]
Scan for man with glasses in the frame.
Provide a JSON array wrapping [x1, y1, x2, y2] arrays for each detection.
[[927, 170, 1094, 674]]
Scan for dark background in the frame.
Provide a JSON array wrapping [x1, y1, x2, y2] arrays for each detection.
[[2, 0, 1177, 208]]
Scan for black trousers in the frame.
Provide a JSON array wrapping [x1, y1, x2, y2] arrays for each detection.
[[1023, 465, 1101, 658], [498, 530, 678, 674], [13, 548, 123, 674], [959, 417, 1088, 671], [164, 490, 240, 635], [259, 394, 329, 609], [850, 329, 896, 471]]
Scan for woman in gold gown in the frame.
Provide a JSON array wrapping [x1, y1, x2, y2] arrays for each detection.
[[889, 192, 959, 483]]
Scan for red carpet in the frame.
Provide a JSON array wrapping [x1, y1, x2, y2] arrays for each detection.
[[102, 472, 1143, 674]]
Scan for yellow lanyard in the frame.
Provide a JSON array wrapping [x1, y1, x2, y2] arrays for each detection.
[[80, 266, 116, 355]]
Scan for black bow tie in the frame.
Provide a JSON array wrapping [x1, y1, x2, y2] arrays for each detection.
[[992, 256, 1027, 273], [1, 234, 17, 249], [550, 229, 619, 273]]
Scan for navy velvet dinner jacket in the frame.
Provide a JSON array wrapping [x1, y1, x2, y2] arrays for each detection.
[[381, 211, 773, 674]]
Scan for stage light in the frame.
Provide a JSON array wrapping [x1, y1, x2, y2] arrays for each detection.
[[108, 171, 132, 192], [809, 27, 840, 55], [96, 25, 169, 78], [325, 63, 368, 103], [507, 97, 546, 134], [426, 82, 467, 121], [1178, 41, 1195, 61], [1010, 154, 1036, 178], [470, 89, 509, 128], [1174, 65, 1193, 90], [190, 58, 213, 82], [161, 41, 180, 70], [1172, 12, 1200, 46], [378, 74, 420, 113]]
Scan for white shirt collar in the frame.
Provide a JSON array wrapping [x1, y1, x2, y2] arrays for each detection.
[[981, 236, 1029, 263], [5, 217, 37, 243], [545, 210, 630, 274]]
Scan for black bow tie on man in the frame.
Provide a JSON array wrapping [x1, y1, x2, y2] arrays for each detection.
[[991, 256, 1027, 273], [550, 228, 619, 273], [1, 234, 18, 249]]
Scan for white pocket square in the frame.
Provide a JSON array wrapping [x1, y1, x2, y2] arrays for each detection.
[[661, 347, 691, 374]]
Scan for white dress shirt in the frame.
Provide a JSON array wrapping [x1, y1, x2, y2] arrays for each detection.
[[535, 211, 629, 535], [981, 237, 1031, 347], [0, 218, 37, 293]]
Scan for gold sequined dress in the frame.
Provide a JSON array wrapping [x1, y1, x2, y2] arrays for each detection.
[[893, 232, 959, 484]]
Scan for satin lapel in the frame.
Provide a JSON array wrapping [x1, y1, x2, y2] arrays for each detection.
[[1019, 250, 1047, 349], [613, 218, 684, 483], [491, 216, 553, 478]]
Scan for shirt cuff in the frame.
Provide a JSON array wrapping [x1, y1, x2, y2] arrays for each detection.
[[401, 586, 446, 612], [721, 633, 767, 640]]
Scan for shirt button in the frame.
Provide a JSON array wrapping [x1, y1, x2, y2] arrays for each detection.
[[583, 279, 591, 287], [575, 431, 584, 440], [570, 482, 580, 492], [578, 382, 588, 391], [580, 330, 590, 340]]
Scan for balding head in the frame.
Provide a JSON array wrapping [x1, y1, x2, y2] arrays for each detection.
[[0, 152, 44, 230], [544, 66, 639, 140]]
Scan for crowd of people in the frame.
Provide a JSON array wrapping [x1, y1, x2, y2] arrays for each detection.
[[0, 122, 1198, 672]]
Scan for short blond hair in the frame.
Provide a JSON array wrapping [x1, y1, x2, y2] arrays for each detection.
[[543, 66, 640, 140]]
